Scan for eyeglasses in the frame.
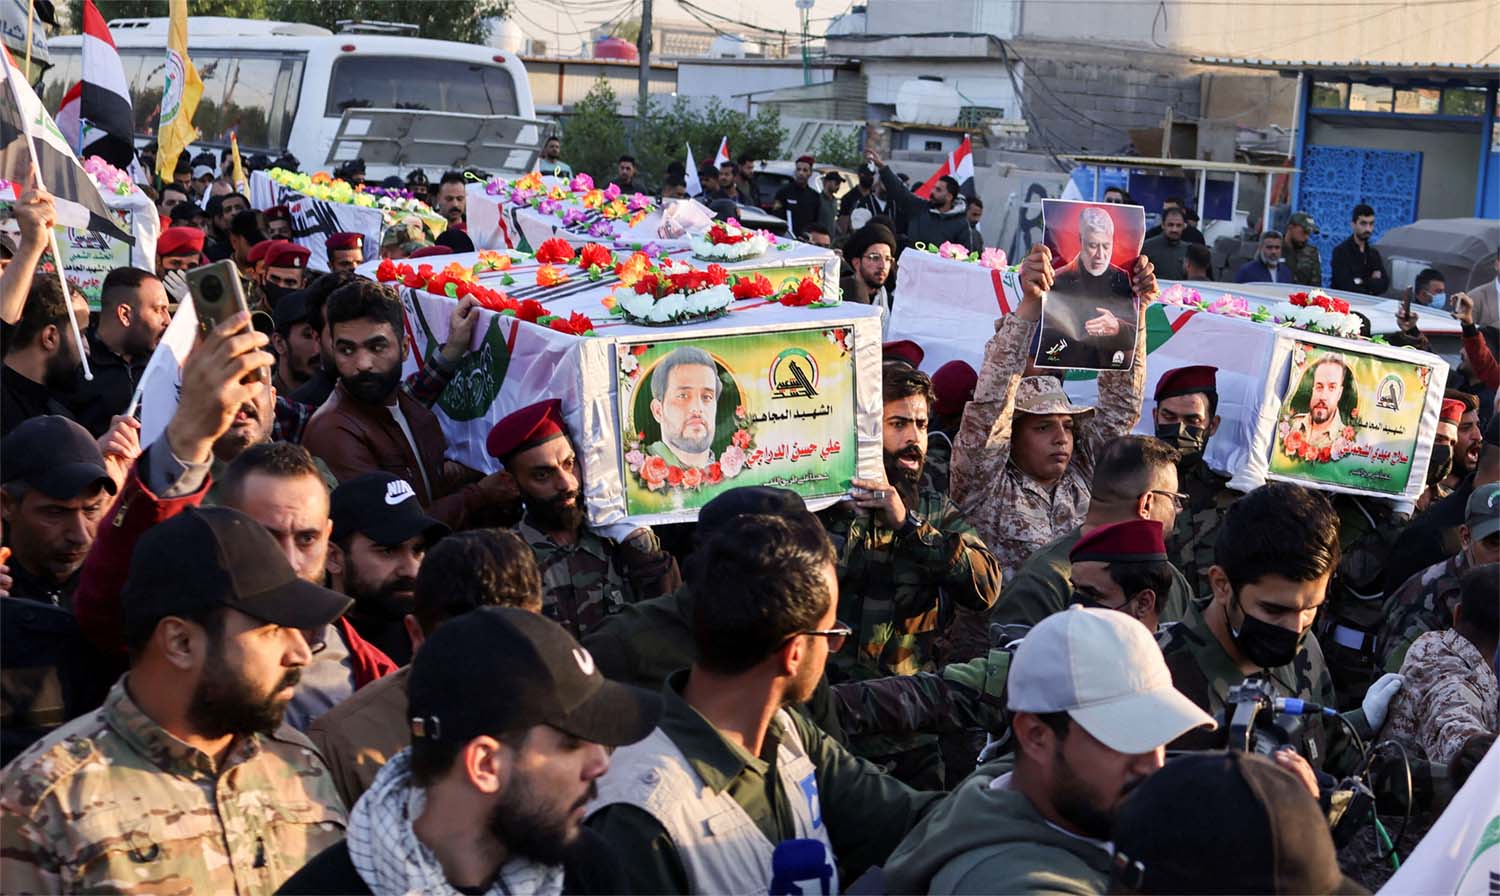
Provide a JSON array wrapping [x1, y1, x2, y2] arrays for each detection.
[[1148, 489, 1189, 510], [790, 621, 854, 651], [862, 253, 893, 266]]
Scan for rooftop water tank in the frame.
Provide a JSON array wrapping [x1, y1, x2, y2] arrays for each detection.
[[895, 77, 962, 127], [594, 36, 639, 61]]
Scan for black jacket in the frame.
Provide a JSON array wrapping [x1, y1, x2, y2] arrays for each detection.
[[276, 828, 631, 895], [1330, 236, 1385, 295], [876, 165, 979, 252]]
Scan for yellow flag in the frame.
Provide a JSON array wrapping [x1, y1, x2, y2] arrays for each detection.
[[230, 133, 248, 194], [155, 0, 202, 183]]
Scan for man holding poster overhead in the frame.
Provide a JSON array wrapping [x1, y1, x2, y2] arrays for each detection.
[[1036, 201, 1145, 371]]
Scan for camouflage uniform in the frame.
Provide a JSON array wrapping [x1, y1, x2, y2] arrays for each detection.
[[1375, 550, 1470, 673], [1287, 240, 1323, 287], [1382, 629, 1498, 765], [519, 520, 682, 640], [832, 636, 1023, 743], [1157, 602, 1368, 776], [921, 431, 952, 497], [0, 679, 346, 894], [991, 528, 1197, 628], [951, 313, 1147, 581], [1318, 495, 1405, 708], [820, 487, 1002, 782], [1167, 455, 1238, 601]]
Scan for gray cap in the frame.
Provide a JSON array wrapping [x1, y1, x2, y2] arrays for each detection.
[[1465, 483, 1499, 542]]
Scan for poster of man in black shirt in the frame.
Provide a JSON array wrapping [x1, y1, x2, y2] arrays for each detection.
[[1036, 199, 1146, 371]]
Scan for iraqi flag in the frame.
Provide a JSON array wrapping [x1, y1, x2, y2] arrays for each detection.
[[0, 46, 132, 244], [713, 136, 730, 167], [913, 136, 975, 199], [56, 0, 136, 170]]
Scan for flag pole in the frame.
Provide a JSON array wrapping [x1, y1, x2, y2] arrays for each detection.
[[23, 0, 34, 75]]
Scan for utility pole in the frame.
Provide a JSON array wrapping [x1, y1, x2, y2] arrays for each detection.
[[795, 0, 813, 86], [637, 0, 653, 136]]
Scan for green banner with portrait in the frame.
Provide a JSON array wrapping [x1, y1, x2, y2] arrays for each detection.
[[616, 326, 859, 515], [1269, 340, 1434, 495]]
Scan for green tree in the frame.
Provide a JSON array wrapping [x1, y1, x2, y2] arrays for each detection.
[[610, 17, 641, 44], [632, 96, 785, 189], [564, 77, 627, 183], [269, 0, 509, 43], [814, 128, 862, 169], [72, 0, 270, 27]]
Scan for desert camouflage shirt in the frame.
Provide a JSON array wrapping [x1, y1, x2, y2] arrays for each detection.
[[1377, 550, 1471, 673], [950, 313, 1146, 580], [1167, 455, 1239, 601], [0, 678, 346, 895], [519, 520, 682, 639], [1383, 629, 1498, 765]]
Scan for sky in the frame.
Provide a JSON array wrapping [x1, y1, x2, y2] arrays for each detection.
[[507, 0, 854, 57]]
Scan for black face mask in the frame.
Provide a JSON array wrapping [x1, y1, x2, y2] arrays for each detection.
[[1426, 442, 1453, 486], [1156, 421, 1207, 458], [1229, 596, 1302, 668], [262, 282, 294, 308]]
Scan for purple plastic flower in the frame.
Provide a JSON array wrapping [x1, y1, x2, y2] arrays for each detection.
[[563, 209, 588, 227], [641, 241, 663, 258], [485, 179, 507, 196], [509, 188, 536, 205], [588, 219, 614, 238], [627, 193, 653, 213], [569, 173, 595, 193], [603, 184, 622, 201], [537, 197, 562, 215]]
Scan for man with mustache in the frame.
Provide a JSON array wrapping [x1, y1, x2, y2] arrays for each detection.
[[282, 608, 656, 896], [1285, 354, 1354, 461], [1152, 365, 1238, 601], [865, 146, 979, 252], [821, 362, 1002, 788], [487, 399, 681, 639], [302, 281, 512, 529], [326, 472, 450, 664], [1, 274, 92, 437], [1040, 206, 1138, 371], [0, 507, 352, 895], [648, 347, 722, 470]]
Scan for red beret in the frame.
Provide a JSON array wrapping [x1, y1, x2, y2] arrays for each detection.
[[327, 232, 364, 252], [247, 239, 285, 265], [263, 205, 291, 221], [1440, 398, 1467, 425], [487, 399, 566, 462], [409, 245, 453, 259], [158, 226, 206, 257], [883, 340, 924, 369], [1070, 519, 1167, 563], [266, 242, 311, 269], [931, 360, 977, 416], [796, 155, 815, 165], [1155, 365, 1218, 402]]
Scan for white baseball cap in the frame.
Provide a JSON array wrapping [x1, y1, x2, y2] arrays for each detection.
[[1008, 606, 1215, 754]]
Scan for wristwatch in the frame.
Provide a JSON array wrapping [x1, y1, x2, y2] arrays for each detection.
[[897, 509, 924, 538]]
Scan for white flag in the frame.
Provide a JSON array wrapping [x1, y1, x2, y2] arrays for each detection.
[[684, 143, 701, 198], [1377, 740, 1499, 895], [136, 300, 198, 449], [713, 135, 730, 167]]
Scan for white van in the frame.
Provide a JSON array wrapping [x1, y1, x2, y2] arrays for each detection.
[[41, 17, 545, 178]]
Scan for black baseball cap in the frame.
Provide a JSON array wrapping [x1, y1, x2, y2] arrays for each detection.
[[330, 473, 450, 546], [408, 606, 661, 747], [0, 415, 117, 499], [272, 289, 313, 334], [1111, 752, 1366, 895], [122, 506, 352, 633], [697, 486, 806, 544]]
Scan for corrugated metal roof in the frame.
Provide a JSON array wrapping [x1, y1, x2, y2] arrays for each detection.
[[1065, 155, 1297, 175], [1191, 57, 1500, 76]]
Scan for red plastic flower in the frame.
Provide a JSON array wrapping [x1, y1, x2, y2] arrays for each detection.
[[705, 264, 728, 286], [516, 299, 549, 322], [1318, 444, 1332, 463], [666, 466, 684, 487], [732, 273, 774, 299], [705, 462, 724, 484], [1289, 292, 1309, 307], [535, 238, 576, 264], [577, 242, 613, 269]]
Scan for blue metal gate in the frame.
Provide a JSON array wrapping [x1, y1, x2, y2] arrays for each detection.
[[1296, 146, 1422, 287]]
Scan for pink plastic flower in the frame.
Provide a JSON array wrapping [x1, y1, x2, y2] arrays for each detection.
[[569, 173, 595, 193], [627, 193, 653, 213], [1208, 294, 1251, 318], [938, 242, 969, 260], [979, 247, 1008, 270], [1158, 284, 1201, 307], [603, 184, 622, 201]]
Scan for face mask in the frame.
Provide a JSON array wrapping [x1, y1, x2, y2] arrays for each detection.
[[1426, 442, 1453, 486], [1429, 291, 1446, 307], [1156, 421, 1207, 457], [1229, 597, 1302, 668], [263, 282, 294, 307]]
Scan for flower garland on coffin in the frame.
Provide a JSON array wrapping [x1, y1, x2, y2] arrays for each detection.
[[916, 241, 1012, 271], [604, 253, 737, 325], [81, 156, 140, 197], [689, 219, 771, 261], [266, 168, 445, 229], [375, 252, 595, 337], [1158, 285, 1371, 341], [483, 172, 655, 241]]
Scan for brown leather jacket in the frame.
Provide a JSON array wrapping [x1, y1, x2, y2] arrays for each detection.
[[302, 382, 500, 529]]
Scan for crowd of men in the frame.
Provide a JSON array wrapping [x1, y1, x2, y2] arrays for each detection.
[[0, 137, 1496, 896]]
